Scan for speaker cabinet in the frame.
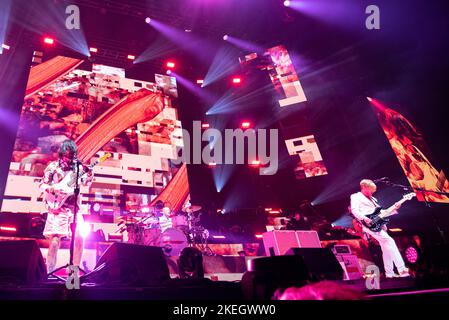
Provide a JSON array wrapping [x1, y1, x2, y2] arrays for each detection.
[[262, 230, 321, 256], [0, 240, 47, 285], [285, 248, 344, 281], [82, 243, 170, 286]]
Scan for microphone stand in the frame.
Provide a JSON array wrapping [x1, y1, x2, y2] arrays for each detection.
[[48, 159, 87, 282], [382, 180, 448, 244]]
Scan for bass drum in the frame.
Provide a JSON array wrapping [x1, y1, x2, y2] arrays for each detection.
[[160, 228, 188, 257], [126, 224, 145, 245]]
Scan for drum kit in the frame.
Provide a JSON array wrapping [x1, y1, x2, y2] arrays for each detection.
[[118, 203, 211, 256]]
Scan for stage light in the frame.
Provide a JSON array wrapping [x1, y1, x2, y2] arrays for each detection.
[[241, 121, 251, 129], [79, 222, 92, 238], [92, 202, 101, 213], [268, 210, 281, 215], [366, 97, 373, 102], [208, 162, 217, 167], [127, 54, 136, 60], [166, 61, 175, 68], [196, 79, 204, 85], [405, 246, 419, 264], [389, 228, 402, 232], [43, 37, 55, 45], [141, 207, 151, 213], [145, 17, 151, 24], [212, 235, 226, 239], [284, 0, 291, 6], [264, 208, 272, 212], [232, 77, 242, 84], [184, 29, 192, 33], [255, 234, 263, 239], [201, 123, 210, 129], [223, 35, 229, 41], [0, 225, 17, 232], [1, 44, 10, 50], [166, 69, 172, 75], [250, 160, 261, 166], [89, 47, 98, 53]]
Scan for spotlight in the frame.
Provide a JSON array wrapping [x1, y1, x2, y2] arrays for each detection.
[[389, 228, 402, 232], [405, 246, 419, 264], [284, 0, 291, 7], [79, 222, 92, 238], [196, 79, 204, 85], [0, 225, 17, 232], [366, 97, 373, 102], [250, 160, 261, 167], [43, 37, 55, 45], [232, 77, 242, 84], [1, 44, 10, 50], [89, 47, 98, 53], [255, 234, 263, 239], [127, 54, 136, 60], [92, 202, 101, 213], [166, 61, 175, 69], [208, 162, 217, 167], [166, 69, 172, 75], [201, 123, 210, 129], [145, 17, 151, 24], [223, 35, 229, 41], [241, 121, 251, 129]]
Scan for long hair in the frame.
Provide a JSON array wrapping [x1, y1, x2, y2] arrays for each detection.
[[58, 139, 78, 159]]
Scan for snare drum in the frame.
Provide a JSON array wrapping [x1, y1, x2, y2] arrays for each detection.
[[160, 228, 187, 257]]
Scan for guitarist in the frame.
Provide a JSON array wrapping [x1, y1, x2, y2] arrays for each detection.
[[40, 139, 93, 273], [350, 179, 410, 278]]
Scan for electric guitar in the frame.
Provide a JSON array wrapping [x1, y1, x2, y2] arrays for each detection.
[[362, 192, 416, 232], [44, 153, 112, 211]]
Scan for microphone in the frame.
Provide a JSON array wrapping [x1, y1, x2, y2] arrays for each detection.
[[373, 177, 389, 183]]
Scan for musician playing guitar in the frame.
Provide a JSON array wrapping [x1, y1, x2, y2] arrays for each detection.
[[40, 139, 93, 273], [350, 179, 412, 278]]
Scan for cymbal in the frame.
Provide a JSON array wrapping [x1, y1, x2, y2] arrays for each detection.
[[182, 205, 202, 212], [117, 216, 140, 223]]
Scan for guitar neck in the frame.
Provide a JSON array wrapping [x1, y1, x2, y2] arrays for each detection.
[[379, 197, 410, 219]]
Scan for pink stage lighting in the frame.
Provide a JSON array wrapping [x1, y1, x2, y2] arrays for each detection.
[[1, 44, 10, 50], [196, 79, 204, 85], [255, 234, 263, 239], [405, 246, 419, 264], [201, 123, 210, 129], [43, 37, 55, 45], [223, 35, 229, 41], [366, 97, 373, 102], [232, 77, 242, 84], [145, 17, 152, 24], [127, 54, 136, 60], [166, 61, 175, 68], [89, 47, 98, 53], [0, 226, 17, 232], [208, 162, 217, 167], [241, 121, 251, 129], [284, 0, 291, 7], [250, 160, 261, 167]]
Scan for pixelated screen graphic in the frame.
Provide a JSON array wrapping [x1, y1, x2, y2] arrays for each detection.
[[1, 56, 189, 220], [240, 45, 307, 107], [285, 135, 328, 180], [374, 105, 449, 203]]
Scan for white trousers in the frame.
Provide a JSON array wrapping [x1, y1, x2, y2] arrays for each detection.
[[363, 227, 406, 276]]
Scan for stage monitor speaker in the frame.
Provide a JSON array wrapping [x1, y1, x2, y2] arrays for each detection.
[[242, 255, 311, 300], [262, 230, 321, 256], [0, 240, 47, 285], [285, 248, 344, 281], [82, 243, 170, 286]]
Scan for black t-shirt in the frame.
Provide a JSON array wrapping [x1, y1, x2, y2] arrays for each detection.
[[286, 217, 311, 230]]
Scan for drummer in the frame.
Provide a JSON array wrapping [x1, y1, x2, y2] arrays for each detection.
[[159, 206, 173, 232]]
